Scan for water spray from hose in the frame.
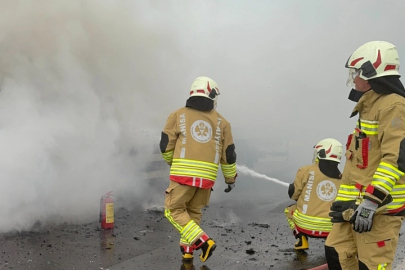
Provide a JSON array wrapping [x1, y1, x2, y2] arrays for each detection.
[[236, 164, 290, 187]]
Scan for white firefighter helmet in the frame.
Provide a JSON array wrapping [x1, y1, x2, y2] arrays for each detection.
[[345, 41, 400, 85], [312, 138, 343, 163], [189, 76, 220, 103]]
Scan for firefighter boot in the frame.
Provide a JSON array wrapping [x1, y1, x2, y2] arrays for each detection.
[[180, 245, 194, 261], [294, 233, 309, 250], [193, 234, 216, 262]]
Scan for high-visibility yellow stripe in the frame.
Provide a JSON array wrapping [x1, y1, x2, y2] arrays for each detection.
[[373, 173, 396, 185], [184, 226, 200, 243], [182, 221, 198, 237], [221, 163, 237, 178], [294, 211, 332, 224], [186, 227, 202, 244], [372, 179, 394, 194], [171, 168, 217, 179], [372, 162, 405, 194], [165, 209, 182, 232], [181, 220, 203, 244], [378, 263, 387, 270], [293, 211, 332, 232], [387, 197, 405, 208], [164, 215, 204, 245], [390, 185, 405, 194], [162, 150, 174, 163], [357, 120, 378, 135], [181, 220, 196, 234], [336, 185, 360, 201], [336, 184, 405, 211], [284, 208, 295, 230], [338, 185, 360, 194], [387, 188, 405, 209], [170, 158, 219, 180], [172, 159, 219, 170], [335, 196, 357, 201], [180, 236, 188, 245], [378, 162, 404, 179]]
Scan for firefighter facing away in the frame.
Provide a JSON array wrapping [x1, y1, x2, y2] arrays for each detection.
[[285, 138, 343, 250], [160, 76, 237, 263], [326, 41, 405, 270]]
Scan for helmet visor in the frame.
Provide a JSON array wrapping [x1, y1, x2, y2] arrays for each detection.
[[312, 148, 318, 164], [346, 68, 360, 87]]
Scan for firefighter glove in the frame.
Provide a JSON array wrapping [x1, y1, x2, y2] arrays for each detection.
[[330, 200, 356, 212], [224, 184, 235, 193], [329, 200, 357, 223], [329, 208, 355, 223], [349, 198, 378, 233]]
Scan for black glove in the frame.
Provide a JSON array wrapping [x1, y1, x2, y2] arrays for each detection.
[[329, 208, 355, 223], [224, 183, 235, 193], [349, 198, 378, 233], [329, 200, 357, 223]]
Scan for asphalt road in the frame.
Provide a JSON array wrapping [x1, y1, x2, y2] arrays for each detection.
[[0, 195, 404, 270]]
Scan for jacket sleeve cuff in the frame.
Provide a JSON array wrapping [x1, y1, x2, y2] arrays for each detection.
[[225, 173, 237, 184], [365, 185, 388, 204], [366, 184, 388, 199]]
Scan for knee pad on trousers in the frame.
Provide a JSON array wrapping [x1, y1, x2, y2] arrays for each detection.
[[325, 245, 342, 270], [359, 260, 369, 270]]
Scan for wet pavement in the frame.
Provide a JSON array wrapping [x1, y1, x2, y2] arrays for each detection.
[[0, 183, 404, 270]]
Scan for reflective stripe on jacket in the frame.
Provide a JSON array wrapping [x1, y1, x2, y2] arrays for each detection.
[[293, 210, 333, 236], [291, 163, 341, 232], [337, 90, 405, 214], [336, 184, 405, 213], [161, 107, 236, 189]]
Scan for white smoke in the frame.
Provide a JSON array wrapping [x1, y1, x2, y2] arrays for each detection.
[[0, 0, 180, 232]]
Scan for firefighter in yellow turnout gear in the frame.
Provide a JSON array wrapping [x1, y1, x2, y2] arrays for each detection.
[[160, 76, 237, 262], [325, 41, 405, 270], [285, 138, 343, 250]]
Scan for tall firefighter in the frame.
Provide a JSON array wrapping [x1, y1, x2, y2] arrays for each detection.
[[285, 138, 343, 250], [160, 76, 237, 264], [325, 41, 405, 270]]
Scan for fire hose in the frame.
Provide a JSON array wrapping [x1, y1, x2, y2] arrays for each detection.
[[307, 264, 328, 270]]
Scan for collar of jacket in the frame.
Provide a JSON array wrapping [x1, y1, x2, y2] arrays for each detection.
[[349, 76, 405, 118], [350, 90, 382, 118], [350, 89, 382, 118]]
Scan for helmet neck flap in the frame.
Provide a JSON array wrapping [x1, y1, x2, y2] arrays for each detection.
[[186, 96, 214, 111]]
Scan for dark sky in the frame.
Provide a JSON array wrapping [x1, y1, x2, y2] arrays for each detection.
[[0, 0, 404, 232]]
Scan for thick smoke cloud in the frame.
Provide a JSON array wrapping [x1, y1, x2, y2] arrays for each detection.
[[1, 0, 405, 232], [0, 0, 184, 232]]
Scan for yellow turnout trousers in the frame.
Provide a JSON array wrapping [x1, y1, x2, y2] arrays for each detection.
[[164, 180, 211, 247], [325, 214, 404, 269]]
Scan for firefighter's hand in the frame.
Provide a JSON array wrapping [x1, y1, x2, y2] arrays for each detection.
[[329, 200, 357, 223], [329, 208, 355, 223], [224, 184, 235, 193], [349, 199, 378, 233]]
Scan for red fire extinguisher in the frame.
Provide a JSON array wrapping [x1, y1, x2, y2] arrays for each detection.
[[100, 191, 114, 230]]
